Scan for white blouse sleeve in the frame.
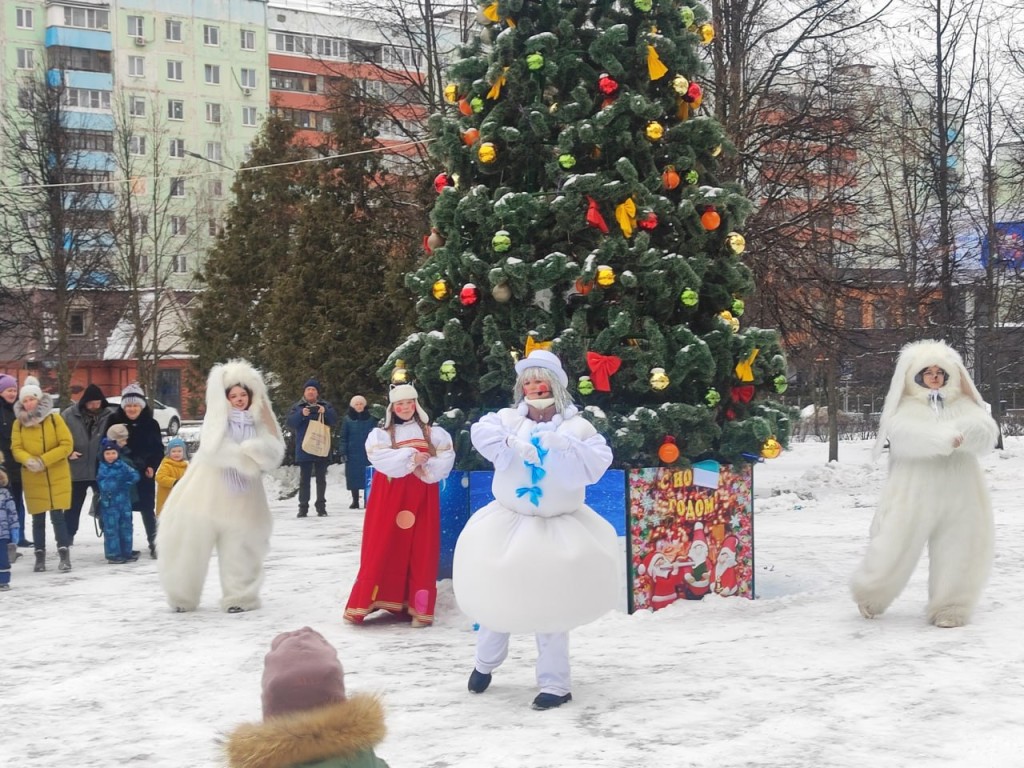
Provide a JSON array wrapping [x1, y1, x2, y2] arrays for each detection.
[[419, 426, 456, 484], [365, 428, 417, 478]]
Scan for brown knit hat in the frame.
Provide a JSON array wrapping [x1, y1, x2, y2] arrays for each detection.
[[261, 627, 346, 719]]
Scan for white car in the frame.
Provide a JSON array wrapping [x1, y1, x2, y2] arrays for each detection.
[[107, 395, 182, 435]]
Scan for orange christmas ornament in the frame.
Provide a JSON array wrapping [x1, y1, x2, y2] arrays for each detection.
[[575, 278, 594, 295], [701, 207, 721, 230], [662, 165, 681, 190], [462, 127, 480, 146], [658, 436, 680, 464], [458, 98, 473, 116]]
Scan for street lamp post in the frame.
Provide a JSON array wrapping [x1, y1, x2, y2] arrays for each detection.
[[183, 150, 234, 171]]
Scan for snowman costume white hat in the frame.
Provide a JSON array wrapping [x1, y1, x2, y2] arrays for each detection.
[[514, 350, 568, 388]]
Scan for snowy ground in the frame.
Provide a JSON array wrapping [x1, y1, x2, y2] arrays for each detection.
[[5, 436, 1024, 768]]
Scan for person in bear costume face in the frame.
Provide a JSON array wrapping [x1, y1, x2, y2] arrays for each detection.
[[851, 340, 999, 628]]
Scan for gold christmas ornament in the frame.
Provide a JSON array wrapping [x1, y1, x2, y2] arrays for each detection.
[[726, 232, 746, 254], [671, 74, 690, 95], [698, 23, 715, 44], [645, 121, 665, 141], [391, 360, 409, 384], [649, 367, 670, 391], [443, 83, 458, 103], [711, 144, 723, 157], [478, 142, 498, 164], [761, 437, 782, 460], [596, 265, 616, 287], [431, 279, 450, 300], [719, 310, 740, 333]]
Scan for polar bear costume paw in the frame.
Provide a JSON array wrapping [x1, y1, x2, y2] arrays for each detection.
[[930, 606, 968, 628]]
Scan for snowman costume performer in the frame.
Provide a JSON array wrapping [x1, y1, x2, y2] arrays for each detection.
[[157, 360, 284, 613], [851, 340, 999, 628], [453, 350, 619, 710]]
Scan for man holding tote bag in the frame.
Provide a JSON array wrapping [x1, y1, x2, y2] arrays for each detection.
[[286, 379, 337, 517]]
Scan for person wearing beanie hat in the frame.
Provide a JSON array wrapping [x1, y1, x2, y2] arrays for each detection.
[[96, 435, 140, 564], [452, 349, 619, 710], [852, 340, 999, 628], [0, 374, 31, 548], [225, 627, 389, 768], [61, 383, 116, 544], [286, 378, 338, 517], [107, 383, 163, 558], [11, 377, 75, 573], [154, 437, 189, 517], [343, 383, 455, 628], [157, 360, 284, 613]]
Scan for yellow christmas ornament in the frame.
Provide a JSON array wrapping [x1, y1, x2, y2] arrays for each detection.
[[727, 232, 746, 254], [478, 142, 497, 164], [711, 144, 723, 157], [391, 360, 409, 384], [649, 367, 670, 391], [431, 279, 450, 300], [698, 23, 715, 44], [486, 67, 509, 100], [615, 197, 637, 237], [734, 348, 760, 383], [761, 437, 783, 460], [647, 45, 668, 80], [719, 310, 740, 333], [443, 83, 458, 103], [482, 2, 500, 22], [672, 74, 690, 95], [525, 336, 553, 355], [645, 121, 664, 141], [596, 265, 616, 287]]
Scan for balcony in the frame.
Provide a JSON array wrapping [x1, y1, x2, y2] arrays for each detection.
[[48, 69, 113, 92], [45, 27, 112, 52]]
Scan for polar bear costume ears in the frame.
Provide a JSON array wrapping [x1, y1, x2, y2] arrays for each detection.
[[872, 340, 985, 461]]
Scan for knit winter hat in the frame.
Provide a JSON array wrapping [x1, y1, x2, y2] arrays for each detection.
[[0, 374, 17, 393], [120, 382, 146, 407], [19, 376, 42, 402], [106, 423, 129, 442], [261, 627, 346, 720], [166, 437, 187, 457], [303, 378, 321, 393], [100, 437, 120, 453]]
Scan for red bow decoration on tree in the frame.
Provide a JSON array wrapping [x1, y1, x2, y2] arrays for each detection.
[[730, 385, 755, 404], [586, 196, 609, 234], [587, 351, 622, 392]]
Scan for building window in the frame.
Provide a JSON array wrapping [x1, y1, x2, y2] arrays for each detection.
[[68, 130, 114, 151], [205, 142, 222, 163], [129, 96, 146, 117], [63, 7, 109, 30], [129, 135, 146, 155], [208, 219, 223, 236], [240, 68, 256, 88], [270, 70, 317, 93], [172, 253, 187, 272], [204, 64, 220, 85], [171, 217, 187, 236], [170, 178, 185, 197], [169, 139, 185, 158], [69, 311, 86, 336], [209, 178, 223, 197], [275, 33, 313, 54], [63, 88, 112, 111], [17, 49, 35, 70], [167, 60, 183, 81], [241, 106, 257, 127], [240, 29, 255, 50], [131, 213, 148, 235], [317, 37, 346, 59], [127, 15, 145, 37], [205, 102, 221, 123], [167, 100, 184, 120], [128, 56, 145, 77], [49, 46, 112, 74], [203, 25, 220, 46], [18, 87, 34, 110], [17, 7, 34, 28], [165, 19, 182, 42]]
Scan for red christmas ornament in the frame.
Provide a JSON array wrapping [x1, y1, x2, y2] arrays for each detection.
[[458, 98, 473, 116], [701, 207, 721, 230], [433, 172, 450, 193], [597, 73, 619, 95], [730, 385, 755, 403], [459, 283, 480, 306], [586, 196, 609, 234], [684, 82, 703, 104], [638, 211, 658, 230]]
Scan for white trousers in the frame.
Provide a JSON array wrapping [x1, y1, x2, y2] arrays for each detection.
[[474, 626, 571, 696]]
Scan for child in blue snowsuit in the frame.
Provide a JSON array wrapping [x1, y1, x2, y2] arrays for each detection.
[[0, 451, 20, 591], [97, 438, 140, 564]]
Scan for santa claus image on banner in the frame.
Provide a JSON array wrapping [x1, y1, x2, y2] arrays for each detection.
[[714, 534, 740, 596], [639, 545, 685, 610], [681, 522, 712, 599]]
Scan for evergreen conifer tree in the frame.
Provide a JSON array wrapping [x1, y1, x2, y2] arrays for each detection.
[[387, 0, 793, 468]]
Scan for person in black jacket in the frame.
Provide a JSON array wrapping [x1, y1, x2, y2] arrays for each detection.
[[285, 379, 337, 517], [62, 383, 117, 543], [0, 373, 30, 548], [339, 395, 375, 509], [107, 383, 164, 558]]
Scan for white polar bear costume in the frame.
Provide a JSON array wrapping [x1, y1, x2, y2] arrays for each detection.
[[851, 340, 999, 628], [156, 360, 284, 612]]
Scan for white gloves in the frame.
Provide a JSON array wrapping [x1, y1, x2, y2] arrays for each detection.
[[539, 431, 569, 452], [25, 457, 45, 473], [507, 435, 540, 465]]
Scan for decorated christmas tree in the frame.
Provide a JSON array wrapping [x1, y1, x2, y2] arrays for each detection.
[[385, 0, 792, 469]]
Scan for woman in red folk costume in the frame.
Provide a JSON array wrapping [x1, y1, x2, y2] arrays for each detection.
[[344, 384, 454, 627]]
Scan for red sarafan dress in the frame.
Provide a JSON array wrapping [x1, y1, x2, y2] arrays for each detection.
[[344, 418, 454, 626]]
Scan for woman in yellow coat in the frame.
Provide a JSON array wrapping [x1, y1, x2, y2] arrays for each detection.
[[11, 376, 73, 573]]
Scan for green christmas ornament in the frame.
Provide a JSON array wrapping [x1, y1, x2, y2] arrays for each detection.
[[558, 153, 577, 169], [578, 376, 595, 396], [634, 0, 653, 10], [680, 6, 695, 26], [470, 96, 484, 113], [685, 170, 699, 184], [774, 375, 789, 394], [680, 288, 699, 307], [705, 389, 721, 407], [526, 52, 545, 70], [731, 298, 745, 316], [440, 360, 457, 382], [492, 230, 512, 252]]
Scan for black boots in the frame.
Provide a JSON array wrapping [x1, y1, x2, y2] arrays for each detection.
[[297, 506, 308, 518], [57, 547, 71, 572], [349, 492, 360, 509], [34, 550, 45, 572]]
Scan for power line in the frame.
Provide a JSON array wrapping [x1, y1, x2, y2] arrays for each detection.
[[4, 138, 433, 192]]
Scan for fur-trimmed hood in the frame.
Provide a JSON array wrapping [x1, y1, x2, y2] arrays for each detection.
[[13, 392, 56, 427], [873, 340, 986, 460], [224, 693, 386, 768]]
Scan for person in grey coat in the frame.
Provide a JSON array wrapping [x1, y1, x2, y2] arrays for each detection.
[[62, 384, 117, 543], [339, 395, 375, 509]]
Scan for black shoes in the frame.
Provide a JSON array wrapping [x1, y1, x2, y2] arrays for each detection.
[[532, 692, 572, 710], [468, 669, 492, 693], [317, 510, 328, 517], [297, 509, 308, 518], [107, 558, 127, 564], [148, 542, 157, 559], [127, 551, 140, 562], [227, 606, 246, 614]]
